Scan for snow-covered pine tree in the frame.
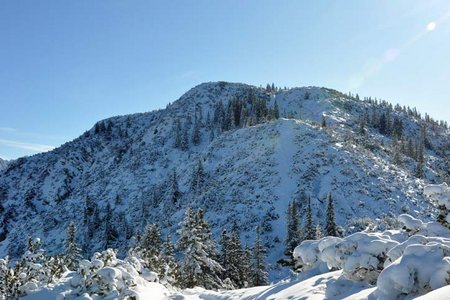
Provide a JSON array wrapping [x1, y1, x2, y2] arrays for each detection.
[[177, 208, 224, 289], [240, 245, 253, 288], [0, 257, 21, 299], [42, 255, 66, 284], [219, 225, 246, 289], [315, 224, 323, 239], [304, 195, 315, 240], [160, 235, 179, 286], [252, 226, 269, 286], [325, 192, 338, 237], [64, 221, 82, 271], [141, 223, 163, 272], [228, 225, 247, 288]]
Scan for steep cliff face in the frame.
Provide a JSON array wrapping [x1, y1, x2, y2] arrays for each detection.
[[0, 82, 448, 266]]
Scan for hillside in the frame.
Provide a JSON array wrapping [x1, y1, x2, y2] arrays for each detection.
[[0, 81, 449, 273]]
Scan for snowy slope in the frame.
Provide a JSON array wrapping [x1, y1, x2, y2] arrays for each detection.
[[0, 82, 448, 276]]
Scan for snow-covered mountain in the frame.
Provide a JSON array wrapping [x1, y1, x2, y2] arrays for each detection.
[[0, 81, 449, 270]]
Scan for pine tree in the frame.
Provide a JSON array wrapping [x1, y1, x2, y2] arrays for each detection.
[[392, 141, 402, 166], [415, 139, 425, 178], [160, 235, 180, 286], [104, 203, 118, 249], [252, 226, 269, 286], [141, 224, 163, 272], [304, 195, 315, 240], [192, 114, 201, 145], [177, 208, 224, 289], [181, 122, 189, 151], [359, 118, 366, 135], [315, 224, 323, 239], [273, 100, 280, 119], [174, 119, 182, 149], [114, 194, 122, 206], [0, 257, 21, 299], [43, 255, 66, 284], [64, 221, 82, 271], [284, 199, 301, 258], [220, 229, 230, 281], [170, 170, 181, 204], [191, 159, 205, 195], [321, 115, 327, 128], [240, 245, 253, 288], [325, 193, 338, 237], [220, 225, 246, 289]]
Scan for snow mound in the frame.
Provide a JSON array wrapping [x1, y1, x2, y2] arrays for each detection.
[[294, 232, 401, 284], [377, 242, 450, 299], [398, 214, 450, 238]]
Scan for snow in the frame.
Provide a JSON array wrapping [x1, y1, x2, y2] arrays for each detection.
[[376, 243, 450, 299], [294, 232, 401, 284], [398, 213, 450, 238]]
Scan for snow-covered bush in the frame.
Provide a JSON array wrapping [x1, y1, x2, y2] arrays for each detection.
[[294, 230, 404, 284], [325, 232, 399, 284], [0, 238, 66, 299], [376, 242, 450, 299], [293, 237, 341, 272], [398, 213, 450, 238], [69, 248, 158, 299], [294, 232, 399, 283]]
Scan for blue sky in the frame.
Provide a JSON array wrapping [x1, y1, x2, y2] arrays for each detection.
[[1, 1, 450, 159]]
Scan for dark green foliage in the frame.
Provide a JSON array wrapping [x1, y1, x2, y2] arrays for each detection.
[[284, 199, 301, 258], [170, 170, 181, 204], [64, 221, 82, 271], [192, 113, 201, 145], [191, 159, 206, 195], [321, 115, 327, 128], [220, 225, 249, 289], [141, 224, 163, 272], [252, 226, 269, 286], [304, 195, 315, 240], [325, 192, 338, 237]]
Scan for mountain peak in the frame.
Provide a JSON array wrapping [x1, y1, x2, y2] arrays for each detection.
[[1, 81, 448, 281]]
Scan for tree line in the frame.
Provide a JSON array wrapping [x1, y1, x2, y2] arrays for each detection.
[[0, 207, 269, 298]]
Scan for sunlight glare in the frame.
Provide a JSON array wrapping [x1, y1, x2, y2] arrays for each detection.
[[427, 21, 437, 31]]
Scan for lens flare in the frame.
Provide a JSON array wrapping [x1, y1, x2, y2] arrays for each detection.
[[427, 21, 437, 31]]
